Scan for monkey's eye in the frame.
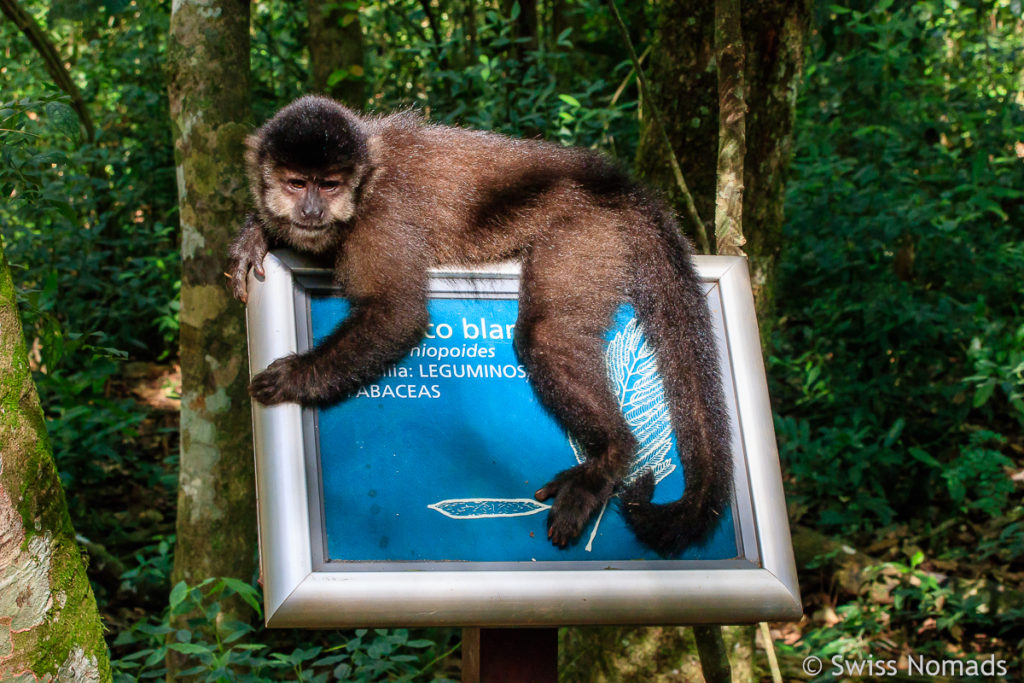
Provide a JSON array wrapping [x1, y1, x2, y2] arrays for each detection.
[[320, 180, 341, 192], [287, 178, 307, 190]]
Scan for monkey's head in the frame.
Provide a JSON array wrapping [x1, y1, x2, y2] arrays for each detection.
[[246, 95, 374, 253]]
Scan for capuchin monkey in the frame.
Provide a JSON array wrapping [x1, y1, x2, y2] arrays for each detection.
[[229, 95, 732, 557]]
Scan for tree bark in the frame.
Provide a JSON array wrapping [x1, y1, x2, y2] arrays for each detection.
[[503, 0, 538, 58], [166, 0, 255, 622], [636, 0, 811, 323], [0, 241, 111, 682], [739, 0, 811, 325], [713, 0, 746, 256], [694, 625, 732, 683], [634, 0, 717, 247], [307, 0, 366, 108]]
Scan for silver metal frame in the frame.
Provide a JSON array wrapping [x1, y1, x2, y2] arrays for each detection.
[[246, 251, 800, 627]]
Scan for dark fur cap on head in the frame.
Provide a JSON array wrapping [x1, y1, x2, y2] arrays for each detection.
[[256, 95, 367, 170]]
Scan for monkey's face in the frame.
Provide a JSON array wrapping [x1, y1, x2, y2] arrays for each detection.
[[263, 165, 361, 251]]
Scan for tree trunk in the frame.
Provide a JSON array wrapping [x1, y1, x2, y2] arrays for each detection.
[[713, 0, 746, 256], [635, 0, 811, 323], [307, 0, 366, 108], [739, 0, 811, 325], [634, 0, 717, 246], [0, 242, 111, 682], [503, 0, 538, 58], [166, 0, 256, 623]]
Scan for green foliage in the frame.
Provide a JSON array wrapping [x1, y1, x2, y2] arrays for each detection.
[[773, 0, 1024, 535], [248, 0, 641, 152], [0, 95, 72, 198], [251, 1, 310, 120], [361, 0, 640, 153], [111, 578, 458, 682], [0, 0, 180, 617], [777, 2, 1023, 673], [786, 551, 1023, 672]]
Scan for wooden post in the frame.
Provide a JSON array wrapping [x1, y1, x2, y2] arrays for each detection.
[[462, 628, 558, 683], [694, 625, 732, 683]]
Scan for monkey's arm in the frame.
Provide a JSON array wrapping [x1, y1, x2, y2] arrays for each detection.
[[228, 213, 270, 303], [249, 294, 427, 406], [249, 235, 429, 406]]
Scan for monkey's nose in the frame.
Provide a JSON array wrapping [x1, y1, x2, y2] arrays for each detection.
[[301, 206, 324, 221]]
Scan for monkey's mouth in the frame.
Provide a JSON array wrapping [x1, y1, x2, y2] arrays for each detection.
[[290, 221, 331, 232]]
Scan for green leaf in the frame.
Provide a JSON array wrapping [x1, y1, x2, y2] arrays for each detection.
[[168, 581, 189, 610], [405, 639, 436, 648], [167, 642, 212, 656], [558, 94, 581, 107], [44, 101, 79, 142], [907, 447, 941, 469], [973, 380, 996, 407], [327, 68, 349, 87]]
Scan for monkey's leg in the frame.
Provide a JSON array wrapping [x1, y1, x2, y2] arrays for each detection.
[[516, 246, 635, 548]]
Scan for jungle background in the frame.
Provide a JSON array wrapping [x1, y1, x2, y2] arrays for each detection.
[[0, 0, 1022, 680]]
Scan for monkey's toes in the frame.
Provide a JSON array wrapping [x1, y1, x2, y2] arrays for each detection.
[[545, 505, 589, 548]]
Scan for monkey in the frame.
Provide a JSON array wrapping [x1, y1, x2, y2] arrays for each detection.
[[229, 95, 732, 557]]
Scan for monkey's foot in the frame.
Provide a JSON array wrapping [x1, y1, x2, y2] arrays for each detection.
[[249, 353, 318, 405], [535, 464, 614, 548]]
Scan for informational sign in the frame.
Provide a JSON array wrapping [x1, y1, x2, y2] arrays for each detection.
[[246, 251, 800, 627]]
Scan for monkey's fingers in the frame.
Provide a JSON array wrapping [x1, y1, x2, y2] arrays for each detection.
[[249, 359, 297, 405], [228, 261, 252, 303], [534, 482, 560, 502], [535, 465, 578, 502]]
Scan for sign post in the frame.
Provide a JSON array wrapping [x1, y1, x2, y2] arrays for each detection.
[[244, 250, 799, 648]]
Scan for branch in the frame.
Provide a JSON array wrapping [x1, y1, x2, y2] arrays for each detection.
[[604, 0, 710, 254], [713, 0, 746, 256], [416, 0, 448, 70], [0, 0, 95, 143]]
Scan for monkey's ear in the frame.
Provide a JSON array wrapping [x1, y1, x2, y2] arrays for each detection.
[[244, 133, 262, 155], [356, 135, 384, 198], [366, 134, 383, 163], [243, 134, 263, 174]]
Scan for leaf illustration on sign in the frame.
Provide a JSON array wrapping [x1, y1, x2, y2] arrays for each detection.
[[428, 498, 552, 519], [570, 318, 677, 550], [425, 318, 674, 549]]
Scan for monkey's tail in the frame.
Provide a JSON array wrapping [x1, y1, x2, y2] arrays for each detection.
[[619, 206, 733, 557]]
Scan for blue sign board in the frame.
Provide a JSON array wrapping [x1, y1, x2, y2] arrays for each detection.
[[310, 295, 738, 563], [247, 253, 800, 627]]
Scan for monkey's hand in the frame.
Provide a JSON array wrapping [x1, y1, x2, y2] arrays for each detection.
[[535, 463, 615, 548], [228, 213, 269, 304], [249, 353, 320, 405]]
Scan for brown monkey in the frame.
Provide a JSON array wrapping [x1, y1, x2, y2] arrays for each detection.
[[229, 95, 732, 556]]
